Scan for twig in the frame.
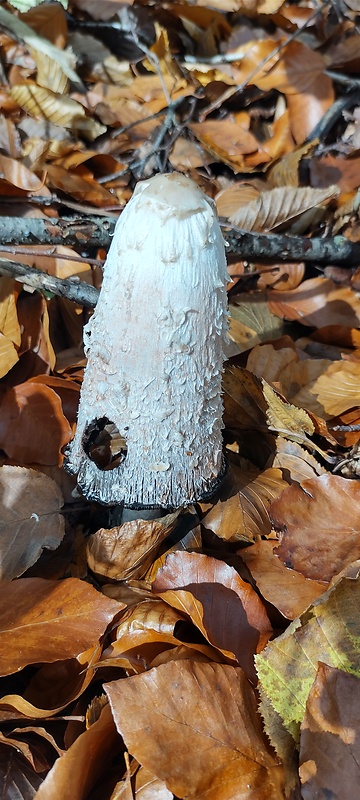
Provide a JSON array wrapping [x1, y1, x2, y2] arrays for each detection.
[[0, 245, 104, 268], [198, 1, 330, 120], [1, 216, 360, 268], [306, 89, 360, 143], [0, 258, 99, 307]]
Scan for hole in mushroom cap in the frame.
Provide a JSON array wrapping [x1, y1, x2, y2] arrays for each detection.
[[82, 417, 127, 471]]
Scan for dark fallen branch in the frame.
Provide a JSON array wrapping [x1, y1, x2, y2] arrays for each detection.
[[1, 218, 360, 308], [1, 215, 360, 267], [0, 258, 99, 307]]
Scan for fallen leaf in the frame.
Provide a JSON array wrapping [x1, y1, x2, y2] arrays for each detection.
[[0, 381, 73, 466], [299, 663, 360, 800], [268, 277, 360, 328], [105, 660, 284, 800], [240, 540, 327, 620], [0, 465, 64, 581], [11, 84, 105, 141], [0, 646, 101, 719], [153, 551, 272, 681], [0, 746, 42, 799], [271, 474, 360, 582], [256, 562, 360, 745], [87, 511, 181, 581], [0, 578, 119, 676], [34, 703, 121, 800], [229, 186, 337, 231], [202, 461, 289, 542]]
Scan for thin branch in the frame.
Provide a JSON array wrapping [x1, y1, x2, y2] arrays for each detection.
[[0, 258, 99, 307], [1, 216, 360, 268]]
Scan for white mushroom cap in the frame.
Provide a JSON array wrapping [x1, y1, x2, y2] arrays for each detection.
[[66, 172, 228, 508]]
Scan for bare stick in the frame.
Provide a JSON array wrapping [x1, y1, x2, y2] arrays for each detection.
[[1, 216, 360, 267], [0, 258, 99, 307]]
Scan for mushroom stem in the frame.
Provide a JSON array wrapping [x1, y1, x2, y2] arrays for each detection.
[[65, 173, 228, 509]]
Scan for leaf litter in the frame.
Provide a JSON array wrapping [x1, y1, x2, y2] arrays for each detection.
[[0, 0, 359, 798]]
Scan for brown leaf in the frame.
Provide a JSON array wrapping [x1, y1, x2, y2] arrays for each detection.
[[34, 703, 121, 800], [0, 153, 44, 192], [0, 332, 18, 378], [0, 277, 21, 345], [190, 118, 262, 172], [0, 578, 119, 676], [106, 661, 284, 800], [291, 360, 360, 418], [11, 84, 105, 141], [299, 663, 360, 800], [202, 461, 289, 543], [0, 465, 64, 581], [0, 381, 72, 466], [0, 746, 42, 799], [87, 511, 181, 581], [229, 186, 337, 231], [0, 646, 100, 719], [240, 541, 327, 620], [268, 276, 360, 328], [152, 551, 272, 681], [271, 474, 360, 581]]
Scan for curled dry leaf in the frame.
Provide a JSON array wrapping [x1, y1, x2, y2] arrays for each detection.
[[0, 381, 72, 466], [0, 578, 119, 676], [87, 511, 181, 581], [0, 465, 65, 582], [105, 660, 285, 800], [152, 551, 272, 682], [34, 703, 120, 800], [0, 746, 42, 799], [268, 277, 360, 328], [291, 359, 360, 418], [11, 84, 105, 141], [240, 541, 327, 620], [0, 645, 101, 719], [256, 562, 360, 746], [0, 277, 21, 345], [229, 186, 338, 231], [299, 663, 360, 800], [201, 461, 289, 543], [271, 474, 360, 582]]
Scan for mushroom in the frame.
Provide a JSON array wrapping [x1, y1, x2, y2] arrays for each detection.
[[65, 172, 228, 509]]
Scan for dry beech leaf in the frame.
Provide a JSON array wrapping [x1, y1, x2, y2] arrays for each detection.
[[0, 278, 21, 345], [268, 276, 360, 328], [229, 185, 338, 231], [0, 578, 119, 676], [190, 119, 262, 172], [240, 541, 327, 620], [262, 380, 315, 440], [152, 551, 272, 682], [291, 360, 360, 418], [100, 598, 189, 670], [256, 562, 360, 746], [18, 2, 67, 47], [0, 645, 101, 719], [0, 746, 42, 798], [223, 366, 268, 432], [271, 474, 360, 582], [271, 438, 326, 482], [299, 663, 360, 800], [0, 381, 72, 466], [216, 182, 261, 218], [246, 343, 297, 385], [202, 461, 289, 543], [0, 333, 18, 378], [0, 465, 65, 581], [11, 84, 105, 141], [105, 661, 284, 800], [87, 511, 181, 581], [0, 153, 44, 192], [34, 703, 120, 800]]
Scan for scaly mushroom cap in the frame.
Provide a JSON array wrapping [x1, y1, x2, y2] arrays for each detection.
[[65, 172, 228, 507]]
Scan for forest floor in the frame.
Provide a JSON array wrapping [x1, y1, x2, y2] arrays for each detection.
[[0, 1, 359, 798]]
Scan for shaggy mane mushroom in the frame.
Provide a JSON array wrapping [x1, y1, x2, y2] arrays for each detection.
[[65, 172, 229, 509]]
